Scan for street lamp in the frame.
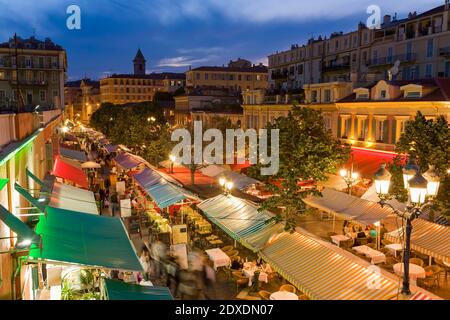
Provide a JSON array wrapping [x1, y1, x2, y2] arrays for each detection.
[[225, 181, 234, 193], [373, 159, 441, 297], [339, 168, 359, 195], [169, 154, 176, 174], [218, 177, 233, 195]]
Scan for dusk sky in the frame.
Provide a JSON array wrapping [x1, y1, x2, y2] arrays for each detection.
[[0, 0, 443, 80]]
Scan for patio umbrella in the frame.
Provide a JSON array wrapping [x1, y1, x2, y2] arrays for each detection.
[[81, 161, 102, 169]]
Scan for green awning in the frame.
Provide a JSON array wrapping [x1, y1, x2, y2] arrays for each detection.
[[103, 279, 173, 300], [28, 207, 143, 271], [14, 183, 45, 212], [0, 178, 8, 191], [26, 168, 51, 193], [0, 205, 39, 242]]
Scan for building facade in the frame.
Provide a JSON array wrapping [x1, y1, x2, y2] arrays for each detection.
[[100, 50, 185, 105], [335, 78, 450, 151], [186, 63, 269, 93], [268, 3, 450, 90], [0, 108, 62, 300], [64, 79, 100, 124], [0, 36, 67, 112]]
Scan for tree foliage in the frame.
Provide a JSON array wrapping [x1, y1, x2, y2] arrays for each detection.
[[252, 106, 350, 232], [90, 102, 172, 166], [393, 111, 450, 217]]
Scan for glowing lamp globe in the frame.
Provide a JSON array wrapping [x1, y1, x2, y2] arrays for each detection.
[[374, 164, 391, 196], [408, 173, 428, 205], [423, 165, 441, 198], [402, 157, 419, 189]]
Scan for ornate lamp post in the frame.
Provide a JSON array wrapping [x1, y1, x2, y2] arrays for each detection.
[[169, 154, 176, 174], [218, 178, 233, 195], [374, 159, 441, 297], [339, 168, 359, 195]]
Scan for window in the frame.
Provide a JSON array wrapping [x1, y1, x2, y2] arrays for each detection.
[[204, 73, 208, 80], [0, 90, 5, 100], [375, 119, 385, 142], [406, 42, 413, 60], [356, 93, 369, 100], [387, 48, 393, 64], [446, 62, 450, 77], [358, 118, 368, 140], [380, 90, 387, 99], [427, 39, 434, 58], [298, 64, 304, 75], [406, 91, 421, 98], [39, 90, 46, 102], [195, 73, 200, 80], [372, 50, 378, 65], [425, 64, 432, 78], [53, 90, 58, 97], [311, 90, 318, 103], [256, 75, 261, 81], [324, 89, 331, 102]]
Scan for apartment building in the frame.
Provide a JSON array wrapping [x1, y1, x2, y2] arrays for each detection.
[[0, 35, 67, 112], [242, 81, 351, 131], [186, 62, 269, 93], [335, 78, 450, 152], [268, 2, 450, 90], [100, 50, 186, 104]]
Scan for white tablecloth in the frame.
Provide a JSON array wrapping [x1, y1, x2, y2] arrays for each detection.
[[270, 291, 298, 300], [331, 234, 351, 247], [393, 263, 426, 282], [242, 268, 269, 286], [353, 245, 386, 264], [205, 248, 231, 270], [385, 243, 403, 257]]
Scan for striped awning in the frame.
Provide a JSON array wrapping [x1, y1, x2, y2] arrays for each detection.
[[259, 231, 399, 300], [304, 188, 395, 227], [114, 153, 144, 170], [198, 194, 284, 252], [410, 292, 433, 300], [385, 219, 450, 263]]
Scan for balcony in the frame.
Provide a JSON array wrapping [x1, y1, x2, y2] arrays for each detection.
[[322, 62, 350, 73], [439, 47, 450, 57], [367, 53, 416, 68]]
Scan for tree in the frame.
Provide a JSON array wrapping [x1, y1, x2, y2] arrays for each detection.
[[253, 106, 350, 232], [393, 111, 450, 217]]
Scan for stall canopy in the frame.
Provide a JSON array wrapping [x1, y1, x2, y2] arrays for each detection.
[[49, 182, 99, 215], [220, 171, 260, 190], [385, 219, 450, 263], [259, 231, 399, 300], [28, 206, 142, 271], [303, 188, 395, 227], [0, 205, 39, 243], [198, 194, 284, 252], [133, 168, 189, 209], [103, 279, 173, 300], [114, 153, 144, 170], [200, 165, 227, 178], [349, 147, 399, 179], [52, 156, 88, 189], [104, 144, 119, 154], [59, 146, 87, 162]]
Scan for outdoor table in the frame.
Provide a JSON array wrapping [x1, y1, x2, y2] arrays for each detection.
[[270, 291, 298, 300], [243, 267, 269, 286], [353, 245, 386, 264], [385, 243, 403, 257], [330, 234, 351, 247], [205, 248, 231, 271], [140, 280, 153, 286], [393, 263, 426, 285]]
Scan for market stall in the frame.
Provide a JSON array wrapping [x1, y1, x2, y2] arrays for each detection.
[[52, 156, 89, 189], [101, 278, 173, 300]]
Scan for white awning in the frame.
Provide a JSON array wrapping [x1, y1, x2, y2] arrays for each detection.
[[200, 165, 227, 178], [49, 182, 99, 215]]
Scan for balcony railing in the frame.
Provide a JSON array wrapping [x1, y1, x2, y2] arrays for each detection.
[[439, 47, 450, 57], [367, 53, 416, 67], [322, 63, 350, 72]]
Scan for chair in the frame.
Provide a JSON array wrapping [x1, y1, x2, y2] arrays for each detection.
[[421, 265, 441, 288], [221, 245, 233, 252], [228, 250, 239, 258], [384, 257, 398, 272], [279, 284, 296, 294], [434, 259, 449, 278], [410, 258, 424, 267], [355, 237, 368, 246], [231, 255, 241, 263], [258, 290, 272, 300]]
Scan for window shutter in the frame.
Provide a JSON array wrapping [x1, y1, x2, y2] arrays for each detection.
[[383, 119, 389, 144], [337, 117, 342, 138], [371, 119, 377, 141], [364, 119, 369, 140], [392, 120, 398, 144]]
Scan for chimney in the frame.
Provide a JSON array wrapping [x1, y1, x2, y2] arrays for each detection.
[[383, 15, 391, 25]]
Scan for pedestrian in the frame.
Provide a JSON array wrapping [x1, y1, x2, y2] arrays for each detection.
[[99, 188, 106, 209], [110, 192, 119, 217]]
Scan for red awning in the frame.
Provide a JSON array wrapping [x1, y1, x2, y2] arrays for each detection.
[[52, 156, 89, 189], [348, 147, 399, 178]]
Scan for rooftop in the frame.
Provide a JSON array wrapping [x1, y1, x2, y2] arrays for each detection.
[[0, 35, 64, 51], [190, 65, 268, 73], [104, 72, 186, 80]]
